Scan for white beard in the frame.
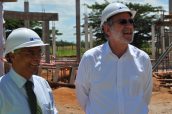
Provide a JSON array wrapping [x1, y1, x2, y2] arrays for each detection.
[[110, 27, 134, 44]]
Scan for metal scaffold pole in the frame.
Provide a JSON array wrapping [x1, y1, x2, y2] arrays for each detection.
[[76, 0, 80, 63], [152, 42, 172, 71]]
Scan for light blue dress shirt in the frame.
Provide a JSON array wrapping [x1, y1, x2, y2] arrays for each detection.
[[0, 68, 58, 114], [75, 42, 152, 114]]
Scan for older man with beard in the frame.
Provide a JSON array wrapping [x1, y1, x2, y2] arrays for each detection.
[[75, 2, 152, 114]]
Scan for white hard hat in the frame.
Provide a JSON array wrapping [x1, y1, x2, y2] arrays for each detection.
[[2, 11, 5, 24], [3, 18, 5, 24], [100, 2, 136, 28], [4, 27, 48, 56]]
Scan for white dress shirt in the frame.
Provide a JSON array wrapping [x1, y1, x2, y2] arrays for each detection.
[[75, 42, 152, 114], [0, 68, 58, 114]]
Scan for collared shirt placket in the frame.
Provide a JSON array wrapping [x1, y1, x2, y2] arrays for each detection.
[[117, 58, 125, 114]]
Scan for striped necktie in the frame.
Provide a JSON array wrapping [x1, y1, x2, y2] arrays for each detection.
[[25, 80, 42, 114]]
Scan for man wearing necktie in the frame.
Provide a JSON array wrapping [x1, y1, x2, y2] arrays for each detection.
[[0, 28, 58, 114]]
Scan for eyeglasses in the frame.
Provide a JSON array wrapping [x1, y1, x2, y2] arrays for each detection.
[[113, 19, 134, 25]]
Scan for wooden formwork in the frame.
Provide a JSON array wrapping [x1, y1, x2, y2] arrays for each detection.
[[153, 71, 172, 93], [38, 63, 78, 88]]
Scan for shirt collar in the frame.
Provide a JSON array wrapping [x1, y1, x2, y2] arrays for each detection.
[[102, 42, 134, 58], [127, 44, 137, 58], [101, 41, 112, 57], [10, 68, 33, 88]]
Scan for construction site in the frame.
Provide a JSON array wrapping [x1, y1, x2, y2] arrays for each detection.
[[1, 0, 172, 114], [151, 0, 172, 93], [3, 0, 172, 88]]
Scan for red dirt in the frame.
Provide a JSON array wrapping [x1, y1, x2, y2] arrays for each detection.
[[53, 87, 84, 114]]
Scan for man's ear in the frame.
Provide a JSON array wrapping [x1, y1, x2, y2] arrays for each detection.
[[5, 53, 15, 63], [103, 23, 111, 37]]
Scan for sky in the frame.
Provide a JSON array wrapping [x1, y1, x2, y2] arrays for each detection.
[[2, 0, 169, 43]]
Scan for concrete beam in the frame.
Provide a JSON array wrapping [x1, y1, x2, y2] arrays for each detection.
[[0, 0, 17, 2], [155, 21, 172, 26], [164, 14, 172, 19], [3, 10, 58, 21]]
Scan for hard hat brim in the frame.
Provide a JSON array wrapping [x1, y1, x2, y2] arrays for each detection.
[[4, 40, 48, 57], [100, 10, 136, 28]]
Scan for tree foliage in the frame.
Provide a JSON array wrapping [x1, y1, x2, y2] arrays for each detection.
[[56, 40, 75, 47], [86, 1, 163, 48]]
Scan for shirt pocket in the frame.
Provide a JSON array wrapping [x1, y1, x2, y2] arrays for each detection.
[[129, 74, 144, 96]]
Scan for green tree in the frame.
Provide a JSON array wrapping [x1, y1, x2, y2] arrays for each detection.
[[127, 2, 163, 48], [5, 19, 24, 37], [86, 1, 162, 48]]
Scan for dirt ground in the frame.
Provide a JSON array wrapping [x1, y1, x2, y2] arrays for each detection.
[[53, 87, 172, 114], [53, 87, 84, 114]]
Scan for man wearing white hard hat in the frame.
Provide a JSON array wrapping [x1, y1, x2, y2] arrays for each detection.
[[0, 28, 58, 114], [75, 2, 152, 114]]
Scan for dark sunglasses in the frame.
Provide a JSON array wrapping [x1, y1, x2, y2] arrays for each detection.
[[113, 19, 134, 25]]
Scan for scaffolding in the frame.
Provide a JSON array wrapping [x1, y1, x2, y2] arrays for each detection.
[[152, 12, 172, 71]]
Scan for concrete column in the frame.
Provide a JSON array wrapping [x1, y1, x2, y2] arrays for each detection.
[[24, 1, 30, 28], [160, 14, 165, 52], [42, 21, 50, 63], [151, 24, 155, 59], [169, 0, 172, 14], [52, 25, 56, 59], [84, 13, 88, 50], [76, 0, 80, 63], [89, 26, 93, 48]]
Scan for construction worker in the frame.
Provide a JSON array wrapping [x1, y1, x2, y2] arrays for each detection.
[[0, 28, 58, 114], [75, 2, 152, 114]]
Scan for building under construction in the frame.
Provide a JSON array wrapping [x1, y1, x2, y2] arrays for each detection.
[[152, 0, 172, 91]]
